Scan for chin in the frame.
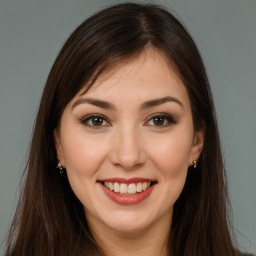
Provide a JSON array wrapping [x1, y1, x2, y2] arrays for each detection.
[[101, 210, 154, 233]]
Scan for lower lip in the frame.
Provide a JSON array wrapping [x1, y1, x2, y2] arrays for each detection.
[[99, 182, 156, 205]]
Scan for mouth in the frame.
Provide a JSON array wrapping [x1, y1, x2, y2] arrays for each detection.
[[98, 178, 157, 204], [102, 181, 155, 195]]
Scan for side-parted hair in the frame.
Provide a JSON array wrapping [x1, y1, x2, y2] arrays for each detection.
[[6, 3, 241, 256]]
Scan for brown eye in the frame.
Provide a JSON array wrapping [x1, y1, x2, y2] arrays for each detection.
[[153, 116, 165, 126], [146, 114, 176, 127], [81, 114, 109, 128], [92, 117, 104, 126]]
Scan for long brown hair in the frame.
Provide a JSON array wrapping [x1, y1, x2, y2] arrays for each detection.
[[5, 3, 240, 256]]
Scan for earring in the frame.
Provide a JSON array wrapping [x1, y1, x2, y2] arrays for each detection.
[[56, 161, 64, 174], [193, 160, 197, 168]]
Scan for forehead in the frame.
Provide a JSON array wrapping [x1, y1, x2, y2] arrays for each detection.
[[71, 48, 190, 107]]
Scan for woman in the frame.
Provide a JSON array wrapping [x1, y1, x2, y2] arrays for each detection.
[[5, 2, 248, 256]]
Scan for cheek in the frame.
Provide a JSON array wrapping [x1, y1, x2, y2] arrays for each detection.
[[60, 127, 108, 179], [60, 131, 109, 208], [147, 130, 193, 202], [149, 132, 193, 174]]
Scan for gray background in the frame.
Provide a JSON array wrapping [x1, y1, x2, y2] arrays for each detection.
[[0, 0, 255, 254]]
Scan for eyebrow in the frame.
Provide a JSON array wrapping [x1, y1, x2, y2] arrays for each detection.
[[72, 96, 183, 111], [140, 96, 184, 110], [72, 98, 115, 110]]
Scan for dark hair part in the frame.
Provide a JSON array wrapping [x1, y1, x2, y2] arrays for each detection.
[[6, 3, 240, 256]]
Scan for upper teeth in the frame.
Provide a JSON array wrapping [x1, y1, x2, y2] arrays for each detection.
[[104, 181, 151, 194]]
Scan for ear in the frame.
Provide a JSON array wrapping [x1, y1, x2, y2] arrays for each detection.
[[188, 126, 205, 167], [53, 129, 65, 167]]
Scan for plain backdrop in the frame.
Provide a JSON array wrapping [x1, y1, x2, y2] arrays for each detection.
[[0, 0, 255, 254]]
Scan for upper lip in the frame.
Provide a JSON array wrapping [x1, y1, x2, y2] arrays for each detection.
[[98, 177, 157, 184]]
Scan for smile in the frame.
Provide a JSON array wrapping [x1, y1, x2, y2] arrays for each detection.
[[103, 181, 151, 195], [98, 178, 157, 205]]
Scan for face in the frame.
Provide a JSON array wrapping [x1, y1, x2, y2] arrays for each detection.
[[55, 49, 204, 235]]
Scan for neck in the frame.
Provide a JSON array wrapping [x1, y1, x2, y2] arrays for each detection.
[[87, 213, 172, 256]]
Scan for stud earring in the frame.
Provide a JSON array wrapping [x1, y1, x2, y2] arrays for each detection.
[[56, 160, 64, 174], [193, 160, 197, 168]]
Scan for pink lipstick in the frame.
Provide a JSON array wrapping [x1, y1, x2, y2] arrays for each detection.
[[98, 177, 157, 205]]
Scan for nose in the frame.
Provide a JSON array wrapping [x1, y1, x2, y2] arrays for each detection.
[[109, 125, 146, 170]]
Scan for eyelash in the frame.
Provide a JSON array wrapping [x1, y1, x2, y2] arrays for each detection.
[[145, 113, 177, 127], [80, 113, 176, 128], [81, 114, 110, 128]]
